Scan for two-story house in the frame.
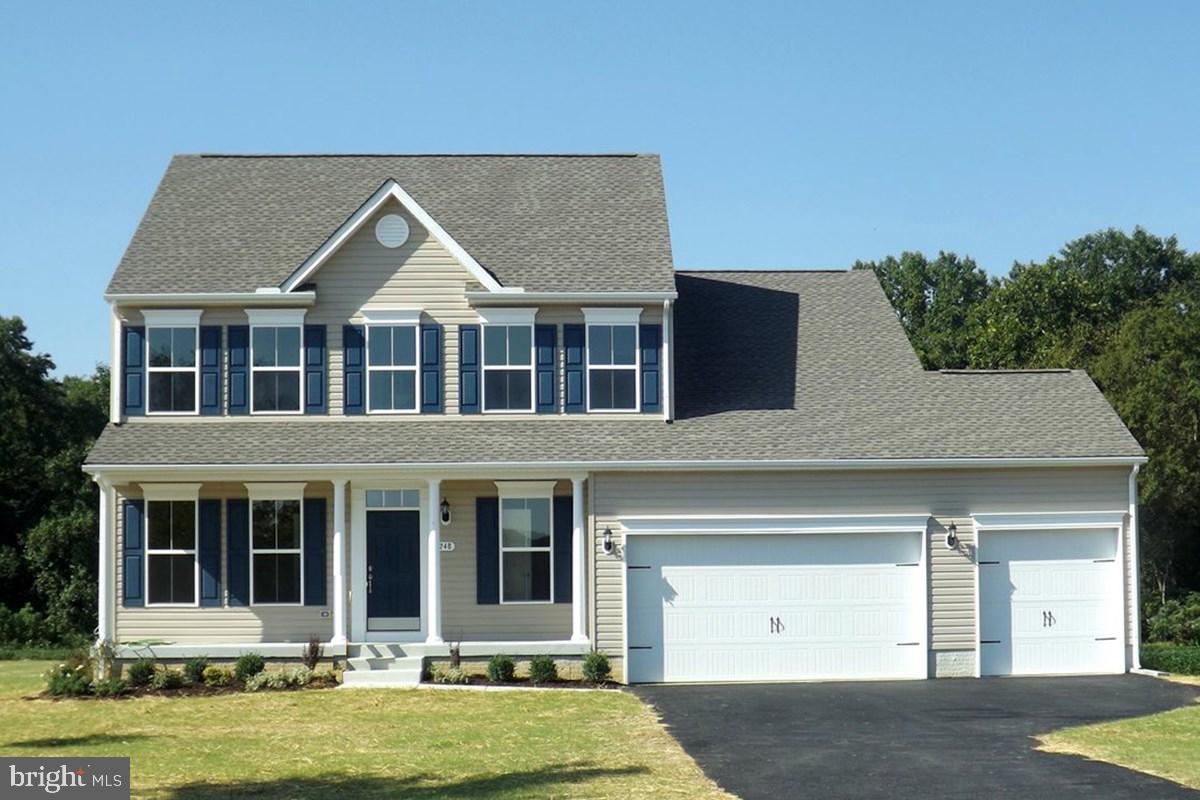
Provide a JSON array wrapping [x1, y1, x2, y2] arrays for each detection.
[[85, 154, 1146, 685]]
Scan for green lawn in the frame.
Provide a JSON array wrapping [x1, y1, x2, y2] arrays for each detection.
[[1038, 681, 1200, 790], [0, 661, 729, 799]]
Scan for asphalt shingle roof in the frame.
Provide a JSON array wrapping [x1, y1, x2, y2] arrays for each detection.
[[107, 154, 676, 294], [87, 270, 1144, 467]]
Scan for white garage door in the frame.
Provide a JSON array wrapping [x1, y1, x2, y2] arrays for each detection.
[[626, 533, 926, 683], [979, 528, 1124, 676]]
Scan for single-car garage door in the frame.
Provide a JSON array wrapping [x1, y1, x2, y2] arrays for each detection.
[[626, 532, 926, 683], [979, 528, 1124, 676]]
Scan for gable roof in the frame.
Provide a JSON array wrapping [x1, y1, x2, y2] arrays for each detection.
[[107, 154, 676, 295], [87, 270, 1144, 468]]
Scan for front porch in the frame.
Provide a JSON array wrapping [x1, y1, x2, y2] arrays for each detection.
[[95, 470, 594, 685]]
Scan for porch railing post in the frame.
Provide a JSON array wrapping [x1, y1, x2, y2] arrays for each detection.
[[571, 476, 588, 643], [331, 478, 348, 644], [426, 478, 444, 644]]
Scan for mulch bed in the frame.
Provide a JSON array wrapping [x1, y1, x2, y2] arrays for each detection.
[[32, 679, 340, 701], [426, 675, 616, 689]]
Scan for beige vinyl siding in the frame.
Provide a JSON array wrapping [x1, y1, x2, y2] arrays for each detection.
[[114, 482, 334, 644], [590, 467, 1132, 662], [437, 481, 572, 640]]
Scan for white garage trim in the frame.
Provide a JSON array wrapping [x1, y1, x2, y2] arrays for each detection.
[[622, 514, 932, 536], [972, 510, 1127, 678]]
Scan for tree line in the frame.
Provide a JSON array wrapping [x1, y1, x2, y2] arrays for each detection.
[[0, 226, 1196, 647]]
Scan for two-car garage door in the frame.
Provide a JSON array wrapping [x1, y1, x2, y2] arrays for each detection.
[[626, 532, 926, 684]]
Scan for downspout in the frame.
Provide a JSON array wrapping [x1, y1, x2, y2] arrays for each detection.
[[1129, 464, 1142, 670]]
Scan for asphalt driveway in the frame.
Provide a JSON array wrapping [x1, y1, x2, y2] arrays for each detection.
[[634, 676, 1200, 799]]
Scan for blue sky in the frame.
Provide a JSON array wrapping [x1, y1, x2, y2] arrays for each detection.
[[3, 1, 1198, 376]]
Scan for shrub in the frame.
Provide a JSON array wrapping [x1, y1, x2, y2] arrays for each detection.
[[1146, 593, 1200, 646], [310, 669, 339, 687], [151, 668, 186, 690], [244, 672, 272, 692], [93, 678, 128, 698], [202, 666, 233, 687], [125, 659, 156, 688], [182, 657, 209, 685], [582, 652, 611, 684], [44, 663, 92, 697], [487, 654, 516, 683], [284, 666, 312, 688], [302, 636, 323, 670], [528, 655, 558, 684], [1141, 644, 1200, 675], [440, 667, 469, 685], [234, 653, 265, 681]]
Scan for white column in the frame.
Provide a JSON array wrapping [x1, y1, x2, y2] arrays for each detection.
[[331, 479, 348, 644], [426, 479, 443, 644], [1129, 465, 1142, 670], [571, 476, 588, 643], [96, 478, 113, 644]]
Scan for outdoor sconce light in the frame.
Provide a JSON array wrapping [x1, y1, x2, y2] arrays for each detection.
[[945, 522, 959, 550], [440, 498, 451, 526], [602, 527, 614, 555]]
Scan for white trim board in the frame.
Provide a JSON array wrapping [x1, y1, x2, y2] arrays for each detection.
[[971, 511, 1127, 531], [621, 514, 932, 536], [281, 179, 507, 293], [106, 292, 317, 307]]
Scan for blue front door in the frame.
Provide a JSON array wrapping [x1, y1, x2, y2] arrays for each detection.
[[366, 510, 421, 630]]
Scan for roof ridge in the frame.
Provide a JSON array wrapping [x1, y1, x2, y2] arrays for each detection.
[[187, 152, 653, 159]]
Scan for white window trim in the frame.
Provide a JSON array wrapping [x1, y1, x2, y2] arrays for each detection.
[[365, 323, 420, 415], [581, 307, 642, 325], [144, 498, 199, 608], [585, 322, 640, 414], [245, 308, 307, 327], [249, 323, 305, 416], [495, 481, 556, 605], [249, 494, 306, 608], [481, 321, 535, 414], [144, 318, 201, 417]]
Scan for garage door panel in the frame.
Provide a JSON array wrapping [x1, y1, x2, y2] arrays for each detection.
[[980, 528, 1123, 677], [627, 533, 925, 683]]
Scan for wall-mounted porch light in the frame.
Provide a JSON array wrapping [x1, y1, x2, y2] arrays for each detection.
[[602, 527, 614, 555], [440, 498, 452, 526], [945, 522, 959, 550]]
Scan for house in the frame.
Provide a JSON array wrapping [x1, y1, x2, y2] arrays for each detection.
[[84, 154, 1147, 685]]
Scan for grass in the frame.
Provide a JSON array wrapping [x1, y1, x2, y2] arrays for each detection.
[[1039, 683, 1200, 790], [0, 661, 727, 799]]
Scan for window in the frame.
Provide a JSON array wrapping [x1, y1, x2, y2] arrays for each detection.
[[483, 324, 533, 411], [367, 325, 418, 413], [251, 326, 302, 413], [365, 489, 421, 508], [251, 499, 302, 604], [146, 500, 197, 605], [587, 324, 638, 411], [500, 497, 552, 602], [145, 311, 199, 414]]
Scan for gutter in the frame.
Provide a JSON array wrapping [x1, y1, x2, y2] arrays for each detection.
[[83, 455, 1148, 477], [465, 291, 678, 305], [105, 291, 317, 307]]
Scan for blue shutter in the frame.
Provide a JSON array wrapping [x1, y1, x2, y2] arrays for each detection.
[[198, 499, 222, 607], [122, 326, 145, 417], [420, 323, 443, 413], [475, 497, 499, 604], [304, 325, 327, 414], [227, 326, 249, 415], [304, 498, 327, 606], [343, 325, 365, 415], [563, 324, 586, 413], [640, 323, 662, 413], [535, 324, 558, 413], [226, 499, 250, 606], [199, 326, 223, 415], [459, 324, 481, 414], [122, 499, 144, 607], [553, 495, 572, 604]]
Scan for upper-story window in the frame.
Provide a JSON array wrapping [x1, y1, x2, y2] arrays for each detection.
[[583, 308, 641, 412], [480, 309, 536, 413], [247, 309, 306, 414], [364, 310, 421, 414], [143, 310, 201, 415]]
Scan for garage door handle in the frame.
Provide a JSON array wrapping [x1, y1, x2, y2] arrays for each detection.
[[629, 645, 654, 651], [1094, 637, 1117, 641], [979, 560, 999, 565], [627, 565, 652, 570], [981, 640, 1002, 645], [896, 642, 920, 646], [1093, 558, 1115, 563], [895, 562, 919, 567]]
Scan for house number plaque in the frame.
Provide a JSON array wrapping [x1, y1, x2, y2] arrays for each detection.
[[440, 541, 456, 552]]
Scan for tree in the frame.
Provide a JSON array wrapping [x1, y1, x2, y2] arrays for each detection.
[[1091, 282, 1200, 602], [853, 251, 989, 369]]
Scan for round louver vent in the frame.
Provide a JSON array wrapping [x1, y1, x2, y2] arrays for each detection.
[[375, 214, 411, 248]]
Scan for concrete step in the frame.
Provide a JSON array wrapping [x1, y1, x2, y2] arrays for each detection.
[[343, 654, 424, 688]]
